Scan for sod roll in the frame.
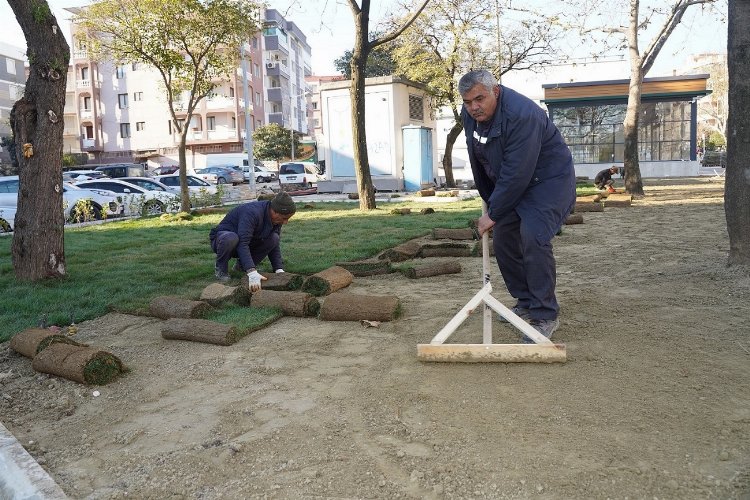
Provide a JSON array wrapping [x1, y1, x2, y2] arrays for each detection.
[[251, 290, 320, 317], [335, 260, 392, 277], [565, 213, 584, 225], [161, 318, 240, 346], [149, 296, 212, 319], [420, 242, 475, 257], [604, 193, 633, 207], [573, 202, 604, 213], [253, 272, 305, 291], [200, 283, 251, 307], [319, 292, 401, 322], [31, 343, 125, 385], [403, 260, 462, 279], [10, 328, 83, 359], [432, 228, 476, 240], [379, 239, 423, 262], [301, 266, 354, 296]]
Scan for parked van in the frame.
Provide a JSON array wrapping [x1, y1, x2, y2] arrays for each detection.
[[94, 163, 148, 178]]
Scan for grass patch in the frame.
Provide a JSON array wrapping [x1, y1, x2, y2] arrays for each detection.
[[204, 304, 283, 333], [0, 199, 482, 342]]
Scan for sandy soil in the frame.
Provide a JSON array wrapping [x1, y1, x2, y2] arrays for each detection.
[[1, 178, 749, 499]]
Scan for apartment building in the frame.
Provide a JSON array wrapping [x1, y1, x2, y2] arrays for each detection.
[[263, 9, 312, 136], [0, 42, 25, 164], [305, 75, 343, 140], [63, 6, 268, 165]]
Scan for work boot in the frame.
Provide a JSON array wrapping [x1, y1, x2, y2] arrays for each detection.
[[215, 264, 230, 283], [498, 306, 530, 323], [522, 318, 560, 344]]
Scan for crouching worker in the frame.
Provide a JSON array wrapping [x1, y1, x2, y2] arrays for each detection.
[[594, 166, 619, 193], [209, 192, 297, 290]]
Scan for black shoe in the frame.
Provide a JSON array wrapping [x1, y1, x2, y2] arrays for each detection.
[[215, 265, 230, 283]]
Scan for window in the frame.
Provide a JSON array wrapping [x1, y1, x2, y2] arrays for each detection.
[[136, 121, 145, 131], [80, 67, 89, 80], [120, 123, 131, 138], [252, 37, 258, 49], [116, 65, 126, 78], [256, 119, 262, 130], [255, 92, 261, 105], [8, 85, 17, 100], [118, 93, 128, 109], [133, 92, 143, 101], [168, 121, 172, 134], [312, 102, 318, 110], [83, 96, 91, 110], [6, 57, 16, 75], [408, 94, 424, 121], [131, 62, 138, 71], [84, 125, 94, 139], [229, 87, 235, 97], [207, 116, 216, 131], [253, 63, 260, 77], [231, 116, 236, 129]]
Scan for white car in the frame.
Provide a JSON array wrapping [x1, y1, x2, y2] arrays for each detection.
[[0, 175, 121, 222], [152, 174, 218, 195], [63, 170, 110, 182], [242, 164, 277, 183], [278, 162, 322, 189], [0, 206, 15, 233], [75, 179, 179, 216]]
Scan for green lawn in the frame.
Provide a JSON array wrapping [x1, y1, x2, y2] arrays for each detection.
[[0, 199, 483, 342]]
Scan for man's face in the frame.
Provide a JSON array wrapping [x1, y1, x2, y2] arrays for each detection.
[[462, 83, 500, 123], [270, 209, 293, 226]]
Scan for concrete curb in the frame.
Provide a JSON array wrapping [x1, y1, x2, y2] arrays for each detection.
[[0, 421, 67, 499]]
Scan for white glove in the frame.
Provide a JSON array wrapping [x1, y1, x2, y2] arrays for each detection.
[[275, 269, 285, 273], [246, 270, 266, 292]]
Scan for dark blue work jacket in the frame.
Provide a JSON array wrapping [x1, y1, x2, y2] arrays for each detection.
[[214, 200, 283, 271], [461, 85, 576, 243]]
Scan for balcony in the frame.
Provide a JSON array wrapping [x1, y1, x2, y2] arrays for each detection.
[[264, 37, 289, 56], [77, 79, 91, 89], [82, 138, 96, 149], [80, 109, 93, 120], [268, 112, 286, 127], [205, 96, 236, 110], [207, 129, 238, 141], [267, 87, 283, 103], [73, 49, 88, 60], [265, 63, 289, 81]]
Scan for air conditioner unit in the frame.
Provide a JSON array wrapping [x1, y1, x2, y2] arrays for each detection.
[[266, 62, 275, 69]]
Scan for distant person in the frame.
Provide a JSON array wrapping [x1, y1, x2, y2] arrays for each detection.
[[459, 69, 576, 342], [209, 192, 296, 289], [595, 166, 619, 193]]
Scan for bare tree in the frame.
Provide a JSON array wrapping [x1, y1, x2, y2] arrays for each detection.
[[346, 0, 430, 210], [724, 0, 750, 265], [7, 0, 69, 281], [390, 0, 563, 187]]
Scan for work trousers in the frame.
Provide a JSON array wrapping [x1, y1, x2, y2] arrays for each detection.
[[212, 230, 279, 272], [492, 210, 559, 320]]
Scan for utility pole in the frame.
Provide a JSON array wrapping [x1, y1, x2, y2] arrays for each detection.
[[241, 42, 256, 197]]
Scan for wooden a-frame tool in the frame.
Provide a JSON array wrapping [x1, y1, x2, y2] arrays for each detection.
[[417, 203, 566, 363]]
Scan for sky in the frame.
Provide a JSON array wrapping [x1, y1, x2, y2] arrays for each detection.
[[0, 0, 728, 78]]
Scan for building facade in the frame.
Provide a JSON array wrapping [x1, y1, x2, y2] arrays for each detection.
[[263, 9, 312, 136], [0, 42, 25, 165], [62, 6, 288, 167]]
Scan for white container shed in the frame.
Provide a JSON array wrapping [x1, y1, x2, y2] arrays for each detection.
[[317, 76, 438, 193]]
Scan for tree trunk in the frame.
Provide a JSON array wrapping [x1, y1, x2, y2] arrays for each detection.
[[725, 0, 750, 265], [441, 117, 463, 188], [178, 133, 190, 212], [622, 0, 645, 198], [350, 17, 376, 210], [8, 1, 70, 281]]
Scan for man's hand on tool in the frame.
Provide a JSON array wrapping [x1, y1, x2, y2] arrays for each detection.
[[246, 269, 267, 292], [477, 213, 496, 236]]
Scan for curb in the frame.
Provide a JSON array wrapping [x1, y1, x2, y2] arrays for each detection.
[[0, 421, 67, 499]]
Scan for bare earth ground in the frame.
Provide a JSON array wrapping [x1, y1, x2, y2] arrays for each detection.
[[1, 178, 749, 499]]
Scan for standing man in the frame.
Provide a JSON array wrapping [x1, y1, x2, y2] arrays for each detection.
[[459, 69, 575, 341], [209, 192, 296, 290], [594, 165, 619, 193]]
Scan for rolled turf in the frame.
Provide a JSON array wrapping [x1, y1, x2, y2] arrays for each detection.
[[301, 266, 354, 296], [335, 260, 392, 277], [319, 292, 401, 322], [149, 296, 213, 319], [250, 290, 320, 317], [242, 272, 304, 292], [9, 328, 83, 359], [403, 260, 462, 279], [161, 318, 241, 346], [31, 343, 125, 385]]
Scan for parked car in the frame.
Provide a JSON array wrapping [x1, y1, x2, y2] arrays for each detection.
[[75, 179, 179, 216], [118, 177, 175, 194], [278, 162, 321, 189], [243, 164, 277, 183], [0, 175, 121, 222], [151, 165, 180, 176], [193, 166, 244, 185], [94, 163, 149, 178], [0, 206, 15, 233], [63, 170, 110, 182], [152, 174, 218, 195]]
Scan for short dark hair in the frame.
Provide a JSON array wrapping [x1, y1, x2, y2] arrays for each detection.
[[458, 70, 498, 96]]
